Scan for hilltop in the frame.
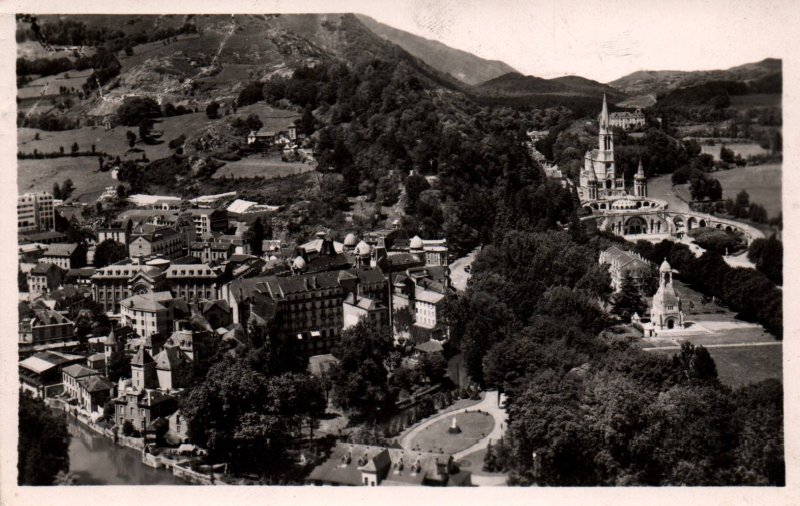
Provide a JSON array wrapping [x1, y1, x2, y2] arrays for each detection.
[[355, 14, 517, 85], [608, 58, 782, 96]]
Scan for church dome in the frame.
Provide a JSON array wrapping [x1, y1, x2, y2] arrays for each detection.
[[659, 259, 672, 272], [269, 255, 278, 262], [409, 235, 424, 250], [344, 233, 358, 247], [292, 256, 307, 271], [355, 240, 371, 257]]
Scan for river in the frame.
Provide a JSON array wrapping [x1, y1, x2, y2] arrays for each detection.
[[65, 415, 188, 485]]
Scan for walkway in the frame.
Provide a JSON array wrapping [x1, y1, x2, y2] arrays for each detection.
[[643, 341, 781, 352], [449, 248, 480, 292], [399, 391, 508, 460]]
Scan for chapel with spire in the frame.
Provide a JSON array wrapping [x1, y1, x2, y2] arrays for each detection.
[[578, 94, 628, 201]]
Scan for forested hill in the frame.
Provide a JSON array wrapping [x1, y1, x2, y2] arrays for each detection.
[[608, 58, 782, 96], [356, 14, 518, 85], [469, 71, 627, 115]]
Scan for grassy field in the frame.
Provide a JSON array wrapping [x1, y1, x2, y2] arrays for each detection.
[[712, 163, 782, 217], [700, 142, 771, 160], [18, 69, 94, 99], [406, 411, 494, 455], [213, 154, 313, 179], [18, 103, 300, 166], [17, 158, 116, 203], [651, 344, 782, 388], [455, 447, 509, 477]]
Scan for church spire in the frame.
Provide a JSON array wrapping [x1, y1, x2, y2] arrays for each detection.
[[636, 158, 645, 178], [600, 94, 609, 131]]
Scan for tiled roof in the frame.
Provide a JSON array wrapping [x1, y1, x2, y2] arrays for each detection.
[[30, 262, 62, 275], [131, 346, 155, 366], [78, 375, 114, 393], [62, 364, 99, 379], [44, 243, 78, 257]]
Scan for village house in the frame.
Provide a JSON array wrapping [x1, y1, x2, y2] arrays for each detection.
[[609, 109, 646, 130], [189, 239, 234, 264], [392, 267, 453, 343], [61, 363, 114, 414], [19, 230, 68, 245]]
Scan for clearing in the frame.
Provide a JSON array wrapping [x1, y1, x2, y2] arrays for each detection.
[[212, 154, 314, 180]]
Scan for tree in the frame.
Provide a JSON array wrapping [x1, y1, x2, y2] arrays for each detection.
[[61, 178, 75, 199], [138, 119, 153, 142], [70, 142, 79, 155], [52, 182, 61, 199], [330, 319, 395, 422], [610, 276, 647, 321], [93, 239, 128, 268], [116, 96, 161, 126], [297, 105, 316, 136], [126, 130, 136, 148], [417, 352, 448, 385], [181, 356, 303, 479], [19, 392, 71, 485], [735, 190, 750, 210], [205, 101, 220, 119], [116, 184, 127, 200], [249, 217, 265, 256], [237, 81, 264, 106], [720, 145, 735, 164], [106, 349, 131, 382], [671, 342, 718, 384]]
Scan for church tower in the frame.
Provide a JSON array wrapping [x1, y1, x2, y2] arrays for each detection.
[[650, 259, 685, 330], [599, 94, 614, 154], [634, 159, 647, 198]]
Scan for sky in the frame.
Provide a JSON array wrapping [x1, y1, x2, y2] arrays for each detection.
[[350, 0, 795, 82]]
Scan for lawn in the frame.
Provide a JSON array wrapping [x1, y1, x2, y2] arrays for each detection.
[[651, 344, 782, 388], [213, 154, 314, 180], [712, 163, 782, 217], [17, 158, 116, 203], [406, 411, 494, 455], [18, 69, 94, 99]]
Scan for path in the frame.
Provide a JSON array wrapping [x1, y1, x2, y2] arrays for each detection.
[[643, 341, 781, 352], [399, 391, 508, 461], [449, 248, 479, 292]]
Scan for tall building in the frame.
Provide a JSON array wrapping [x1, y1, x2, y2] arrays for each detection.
[[18, 192, 55, 232], [579, 95, 626, 201]]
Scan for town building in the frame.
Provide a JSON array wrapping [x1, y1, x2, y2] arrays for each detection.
[[113, 386, 178, 435], [343, 293, 389, 331], [62, 364, 114, 414], [40, 243, 85, 270], [120, 291, 178, 338], [650, 259, 686, 331], [19, 230, 67, 245], [91, 262, 170, 314], [189, 240, 234, 264], [128, 225, 186, 260], [19, 308, 74, 345], [223, 270, 353, 357], [599, 245, 654, 292], [18, 192, 55, 232], [153, 346, 192, 390], [609, 109, 646, 130], [392, 267, 453, 343], [165, 262, 222, 302], [308, 443, 471, 486], [186, 208, 228, 236], [19, 351, 84, 398], [27, 262, 65, 295]]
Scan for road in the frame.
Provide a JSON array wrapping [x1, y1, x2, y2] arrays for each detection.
[[449, 248, 479, 292]]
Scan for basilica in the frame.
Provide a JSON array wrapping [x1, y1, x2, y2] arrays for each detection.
[[578, 95, 638, 202]]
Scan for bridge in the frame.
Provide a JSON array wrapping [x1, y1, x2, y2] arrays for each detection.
[[581, 198, 764, 245]]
